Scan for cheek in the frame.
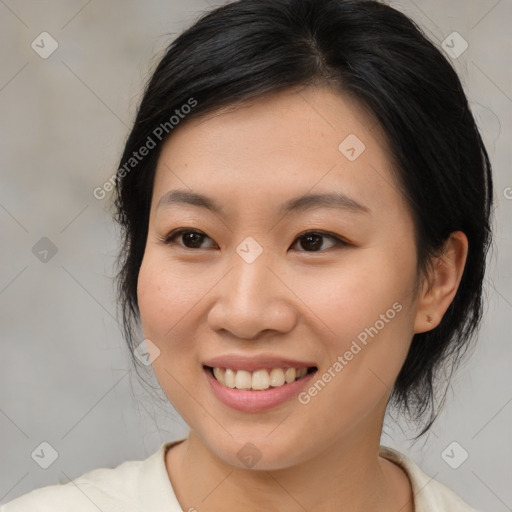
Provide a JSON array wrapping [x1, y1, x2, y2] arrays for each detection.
[[136, 252, 209, 420], [289, 251, 415, 340], [292, 251, 417, 399], [137, 252, 209, 339]]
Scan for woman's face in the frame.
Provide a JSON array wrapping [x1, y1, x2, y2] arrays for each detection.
[[137, 86, 425, 469]]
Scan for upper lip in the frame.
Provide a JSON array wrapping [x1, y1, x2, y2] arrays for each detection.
[[203, 354, 317, 372]]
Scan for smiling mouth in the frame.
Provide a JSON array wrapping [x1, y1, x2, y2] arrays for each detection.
[[204, 365, 318, 391]]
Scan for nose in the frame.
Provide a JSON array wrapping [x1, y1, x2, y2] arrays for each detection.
[[207, 250, 298, 340]]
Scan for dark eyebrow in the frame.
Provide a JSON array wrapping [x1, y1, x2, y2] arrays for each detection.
[[156, 189, 370, 216], [157, 189, 223, 214], [279, 191, 370, 215]]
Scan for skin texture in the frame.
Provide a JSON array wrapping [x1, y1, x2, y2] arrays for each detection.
[[137, 85, 468, 512]]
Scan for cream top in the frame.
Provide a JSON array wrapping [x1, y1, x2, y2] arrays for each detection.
[[1, 440, 479, 511]]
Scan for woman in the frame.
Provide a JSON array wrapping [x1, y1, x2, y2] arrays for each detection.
[[2, 0, 493, 510]]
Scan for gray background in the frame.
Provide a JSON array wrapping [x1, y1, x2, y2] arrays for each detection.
[[0, 0, 510, 510]]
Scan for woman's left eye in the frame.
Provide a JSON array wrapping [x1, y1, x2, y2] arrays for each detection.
[[290, 231, 347, 252]]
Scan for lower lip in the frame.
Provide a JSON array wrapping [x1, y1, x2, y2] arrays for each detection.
[[204, 367, 317, 413]]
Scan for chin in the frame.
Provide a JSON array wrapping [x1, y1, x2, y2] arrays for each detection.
[[199, 429, 315, 471]]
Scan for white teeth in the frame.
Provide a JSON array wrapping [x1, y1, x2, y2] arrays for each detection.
[[252, 369, 270, 390], [269, 368, 285, 387], [211, 366, 311, 390], [297, 367, 307, 378], [284, 368, 296, 383], [213, 367, 225, 385], [235, 370, 252, 390], [224, 368, 236, 388]]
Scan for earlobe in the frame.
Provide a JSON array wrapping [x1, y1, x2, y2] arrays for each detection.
[[413, 231, 468, 333]]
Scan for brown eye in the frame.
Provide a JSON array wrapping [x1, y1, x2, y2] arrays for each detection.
[[291, 231, 347, 252], [163, 229, 216, 249]]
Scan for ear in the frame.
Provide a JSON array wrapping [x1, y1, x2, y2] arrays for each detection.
[[414, 231, 469, 334]]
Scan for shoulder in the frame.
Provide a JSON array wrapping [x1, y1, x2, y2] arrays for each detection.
[[0, 459, 147, 512], [1, 442, 178, 512], [380, 446, 480, 512]]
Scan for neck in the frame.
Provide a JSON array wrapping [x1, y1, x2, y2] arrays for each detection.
[[165, 427, 414, 512]]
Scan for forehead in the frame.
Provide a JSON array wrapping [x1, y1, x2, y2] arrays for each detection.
[[152, 86, 407, 218]]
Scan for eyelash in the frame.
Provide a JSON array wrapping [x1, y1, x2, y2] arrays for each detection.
[[160, 228, 349, 252]]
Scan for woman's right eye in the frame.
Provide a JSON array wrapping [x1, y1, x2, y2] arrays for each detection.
[[162, 229, 217, 250]]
